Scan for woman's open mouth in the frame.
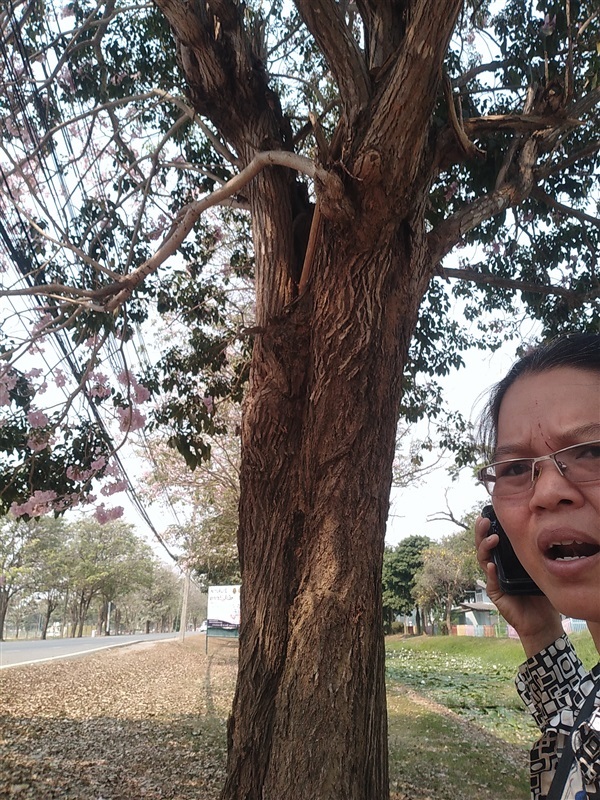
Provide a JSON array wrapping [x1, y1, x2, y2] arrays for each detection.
[[546, 540, 600, 561]]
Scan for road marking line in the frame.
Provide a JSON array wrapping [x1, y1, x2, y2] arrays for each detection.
[[0, 639, 144, 670]]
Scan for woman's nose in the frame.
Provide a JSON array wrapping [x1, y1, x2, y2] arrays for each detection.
[[528, 460, 583, 509]]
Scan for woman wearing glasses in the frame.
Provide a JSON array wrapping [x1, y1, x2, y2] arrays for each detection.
[[475, 333, 600, 800]]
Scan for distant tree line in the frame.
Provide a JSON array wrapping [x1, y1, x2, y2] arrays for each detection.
[[382, 515, 481, 635], [0, 515, 204, 641]]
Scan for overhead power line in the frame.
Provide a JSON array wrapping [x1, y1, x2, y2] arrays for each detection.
[[0, 0, 188, 567]]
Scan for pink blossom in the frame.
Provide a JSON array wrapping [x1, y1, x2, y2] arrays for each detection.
[[54, 368, 67, 388], [90, 456, 107, 471], [202, 396, 214, 414], [27, 432, 51, 452], [117, 406, 146, 432], [135, 384, 150, 403], [101, 479, 128, 497], [52, 493, 81, 512], [118, 370, 150, 403], [66, 465, 94, 482], [25, 368, 43, 380], [0, 372, 17, 406], [94, 504, 124, 524], [27, 409, 49, 428], [10, 490, 58, 518], [103, 460, 121, 478], [87, 371, 111, 399]]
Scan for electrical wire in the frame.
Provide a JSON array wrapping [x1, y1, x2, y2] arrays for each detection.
[[0, 0, 191, 569]]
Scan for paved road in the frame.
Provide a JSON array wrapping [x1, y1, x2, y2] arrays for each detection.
[[0, 631, 187, 668]]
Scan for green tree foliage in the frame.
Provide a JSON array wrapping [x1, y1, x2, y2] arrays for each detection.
[[140, 406, 242, 589], [413, 528, 482, 634], [0, 513, 184, 638], [65, 519, 155, 637], [382, 535, 431, 632], [0, 516, 39, 639], [0, 1, 598, 511], [26, 516, 71, 638]]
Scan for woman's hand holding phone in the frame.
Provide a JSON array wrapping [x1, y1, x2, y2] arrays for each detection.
[[475, 513, 564, 658]]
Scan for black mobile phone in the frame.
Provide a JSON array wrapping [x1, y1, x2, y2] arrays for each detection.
[[481, 505, 544, 596]]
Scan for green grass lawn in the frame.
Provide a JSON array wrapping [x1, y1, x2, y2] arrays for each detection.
[[385, 630, 598, 800]]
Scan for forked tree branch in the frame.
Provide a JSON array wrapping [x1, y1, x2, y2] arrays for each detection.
[[429, 83, 600, 265], [104, 150, 326, 311]]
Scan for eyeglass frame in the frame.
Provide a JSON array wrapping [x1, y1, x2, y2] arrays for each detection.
[[477, 439, 600, 497]]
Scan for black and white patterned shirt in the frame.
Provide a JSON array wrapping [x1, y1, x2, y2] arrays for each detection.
[[516, 634, 600, 800]]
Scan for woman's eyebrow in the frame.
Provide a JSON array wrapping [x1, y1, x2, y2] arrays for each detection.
[[493, 423, 600, 461], [492, 445, 530, 461]]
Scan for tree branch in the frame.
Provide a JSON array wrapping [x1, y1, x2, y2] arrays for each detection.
[[429, 81, 600, 262], [97, 150, 325, 311], [294, 0, 371, 116], [364, 0, 463, 191], [426, 494, 469, 530], [453, 58, 518, 89], [428, 182, 523, 266], [535, 140, 600, 181], [531, 187, 600, 229], [441, 265, 600, 303]]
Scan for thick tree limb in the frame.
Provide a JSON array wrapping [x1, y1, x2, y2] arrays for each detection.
[[364, 0, 463, 192], [463, 113, 583, 135], [428, 146, 538, 266], [453, 58, 518, 89], [294, 0, 371, 115], [354, 0, 403, 70]]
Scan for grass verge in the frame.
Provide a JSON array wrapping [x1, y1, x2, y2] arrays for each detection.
[[385, 630, 597, 799]]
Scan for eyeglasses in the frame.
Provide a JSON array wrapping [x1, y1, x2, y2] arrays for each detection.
[[478, 440, 600, 497]]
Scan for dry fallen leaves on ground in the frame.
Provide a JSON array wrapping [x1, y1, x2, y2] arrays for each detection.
[[0, 637, 237, 800]]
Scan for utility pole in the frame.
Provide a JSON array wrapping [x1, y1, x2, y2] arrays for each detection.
[[179, 570, 190, 642]]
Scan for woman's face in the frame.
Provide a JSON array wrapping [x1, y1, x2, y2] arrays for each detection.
[[493, 366, 600, 625]]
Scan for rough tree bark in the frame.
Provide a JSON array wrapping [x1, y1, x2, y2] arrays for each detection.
[[153, 1, 463, 797]]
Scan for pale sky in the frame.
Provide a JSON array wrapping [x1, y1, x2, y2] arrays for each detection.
[[385, 341, 525, 545]]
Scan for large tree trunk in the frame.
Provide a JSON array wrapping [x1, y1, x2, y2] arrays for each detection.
[[0, 589, 9, 641], [223, 215, 432, 799], [153, 3, 461, 797], [41, 596, 55, 640]]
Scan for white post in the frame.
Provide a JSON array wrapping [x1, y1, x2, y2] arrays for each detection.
[[180, 571, 190, 642]]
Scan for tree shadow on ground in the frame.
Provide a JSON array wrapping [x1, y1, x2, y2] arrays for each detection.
[[0, 712, 228, 800]]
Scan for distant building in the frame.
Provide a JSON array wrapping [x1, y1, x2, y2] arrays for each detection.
[[456, 580, 499, 628]]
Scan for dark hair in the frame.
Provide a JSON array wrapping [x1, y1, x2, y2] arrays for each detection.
[[480, 332, 600, 455]]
